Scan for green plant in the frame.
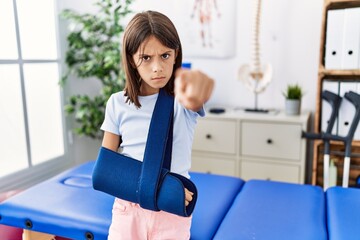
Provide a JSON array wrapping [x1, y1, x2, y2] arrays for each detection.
[[283, 84, 303, 100], [60, 0, 133, 139]]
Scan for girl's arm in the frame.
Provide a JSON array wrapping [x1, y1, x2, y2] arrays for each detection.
[[102, 131, 121, 152], [174, 69, 214, 112]]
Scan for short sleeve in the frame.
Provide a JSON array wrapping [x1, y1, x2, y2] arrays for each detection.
[[100, 94, 120, 135], [178, 104, 205, 127], [188, 105, 206, 118], [197, 106, 205, 117]]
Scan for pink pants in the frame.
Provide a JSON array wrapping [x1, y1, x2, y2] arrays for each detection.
[[108, 198, 192, 240]]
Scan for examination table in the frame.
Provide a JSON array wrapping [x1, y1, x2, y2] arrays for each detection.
[[0, 161, 359, 240]]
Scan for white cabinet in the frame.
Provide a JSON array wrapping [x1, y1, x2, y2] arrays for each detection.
[[191, 156, 237, 177], [241, 121, 302, 161], [240, 161, 300, 183], [192, 119, 237, 155], [191, 110, 310, 184]]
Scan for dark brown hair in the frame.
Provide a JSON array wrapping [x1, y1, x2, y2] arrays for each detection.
[[122, 10, 183, 107]]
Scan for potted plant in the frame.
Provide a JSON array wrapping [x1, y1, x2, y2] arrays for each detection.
[[60, 0, 133, 139], [283, 84, 303, 115]]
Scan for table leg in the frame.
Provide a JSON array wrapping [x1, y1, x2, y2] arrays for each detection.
[[23, 229, 55, 240]]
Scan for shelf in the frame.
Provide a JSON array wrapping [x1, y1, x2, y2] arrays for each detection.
[[313, 141, 360, 186], [325, 0, 360, 10], [313, 139, 360, 148], [319, 68, 360, 79], [319, 0, 360, 71], [313, 0, 360, 187]]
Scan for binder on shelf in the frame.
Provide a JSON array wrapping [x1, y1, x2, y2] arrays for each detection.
[[321, 80, 339, 134], [341, 7, 360, 70], [325, 9, 345, 69], [338, 82, 359, 139]]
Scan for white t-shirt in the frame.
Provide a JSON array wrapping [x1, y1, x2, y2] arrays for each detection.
[[101, 91, 204, 178]]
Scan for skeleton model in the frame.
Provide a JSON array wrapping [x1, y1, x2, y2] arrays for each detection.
[[238, 0, 272, 112]]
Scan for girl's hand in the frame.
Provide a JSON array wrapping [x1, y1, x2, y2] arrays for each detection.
[[175, 69, 214, 112], [185, 188, 194, 206]]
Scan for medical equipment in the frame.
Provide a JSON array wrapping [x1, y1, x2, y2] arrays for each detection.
[[303, 90, 360, 190]]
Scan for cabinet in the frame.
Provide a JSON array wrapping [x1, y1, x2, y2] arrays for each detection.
[[312, 0, 360, 186], [191, 111, 310, 184]]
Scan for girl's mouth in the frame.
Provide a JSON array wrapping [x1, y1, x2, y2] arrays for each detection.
[[152, 76, 165, 80]]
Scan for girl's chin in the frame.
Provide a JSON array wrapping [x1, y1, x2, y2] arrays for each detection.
[[141, 79, 169, 93]]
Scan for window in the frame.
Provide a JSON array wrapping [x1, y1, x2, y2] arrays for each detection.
[[0, 0, 67, 186]]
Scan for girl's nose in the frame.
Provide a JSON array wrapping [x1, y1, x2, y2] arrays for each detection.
[[152, 60, 163, 73]]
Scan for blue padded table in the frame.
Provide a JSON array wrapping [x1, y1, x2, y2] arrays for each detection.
[[0, 161, 114, 240], [190, 172, 244, 240], [0, 161, 244, 240], [326, 187, 360, 240], [213, 180, 327, 240]]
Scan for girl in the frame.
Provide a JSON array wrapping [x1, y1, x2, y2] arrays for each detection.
[[101, 10, 214, 239]]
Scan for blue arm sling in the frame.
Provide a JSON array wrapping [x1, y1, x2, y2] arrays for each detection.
[[92, 88, 197, 217]]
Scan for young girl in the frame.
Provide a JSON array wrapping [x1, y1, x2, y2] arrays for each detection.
[[101, 10, 214, 239]]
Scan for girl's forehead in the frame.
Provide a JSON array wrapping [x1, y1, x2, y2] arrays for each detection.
[[137, 36, 173, 54]]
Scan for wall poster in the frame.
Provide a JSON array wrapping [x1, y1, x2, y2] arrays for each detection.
[[171, 0, 237, 58]]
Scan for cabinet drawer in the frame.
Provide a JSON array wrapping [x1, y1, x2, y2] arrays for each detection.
[[193, 119, 237, 154], [241, 161, 300, 183], [241, 122, 302, 161], [191, 156, 236, 177]]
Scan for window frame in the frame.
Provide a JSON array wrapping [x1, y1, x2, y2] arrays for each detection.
[[0, 0, 71, 191]]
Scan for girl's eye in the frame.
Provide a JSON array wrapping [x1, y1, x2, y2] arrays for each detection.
[[162, 53, 170, 59], [142, 56, 150, 61]]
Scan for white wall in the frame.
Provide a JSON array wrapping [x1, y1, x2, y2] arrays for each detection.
[[58, 0, 324, 169], [129, 0, 323, 111]]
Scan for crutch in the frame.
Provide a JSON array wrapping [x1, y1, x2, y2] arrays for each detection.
[[302, 90, 342, 190], [335, 91, 360, 188], [304, 91, 360, 189]]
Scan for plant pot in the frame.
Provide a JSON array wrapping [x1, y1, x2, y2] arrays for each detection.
[[285, 99, 301, 116]]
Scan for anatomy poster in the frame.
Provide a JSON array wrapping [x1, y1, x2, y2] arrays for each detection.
[[171, 0, 236, 58]]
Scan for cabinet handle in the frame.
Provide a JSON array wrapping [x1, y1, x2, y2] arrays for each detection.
[[267, 139, 273, 144], [206, 134, 212, 139]]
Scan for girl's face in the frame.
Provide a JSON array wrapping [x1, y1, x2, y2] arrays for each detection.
[[133, 35, 177, 96]]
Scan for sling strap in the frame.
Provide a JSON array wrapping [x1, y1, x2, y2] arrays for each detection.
[[138, 89, 174, 210]]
